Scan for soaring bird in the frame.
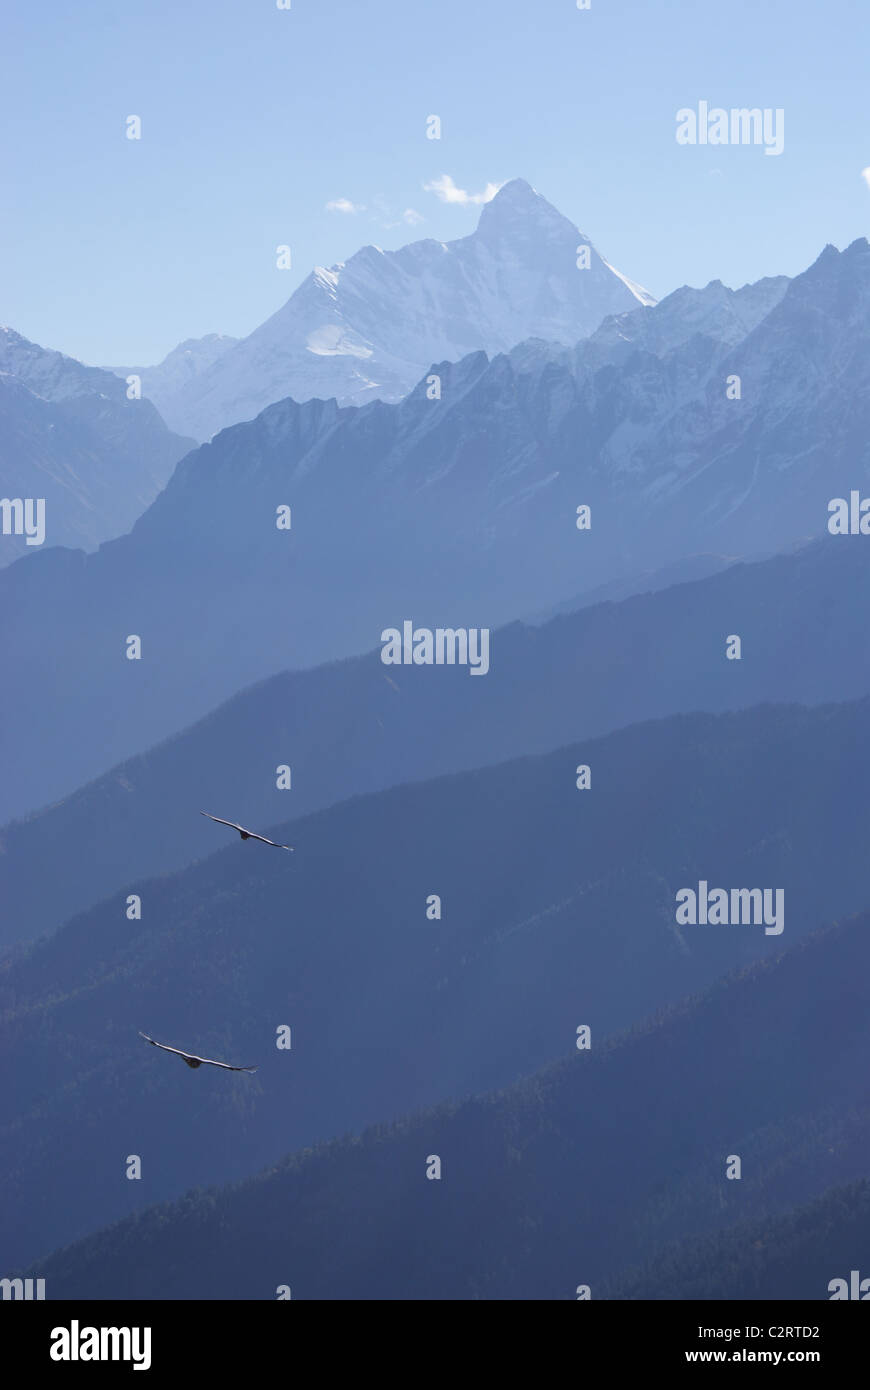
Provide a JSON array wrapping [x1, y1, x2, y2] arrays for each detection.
[[139, 1031, 258, 1073], [199, 810, 294, 851]]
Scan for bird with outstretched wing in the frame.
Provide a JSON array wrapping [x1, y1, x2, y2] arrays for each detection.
[[199, 810, 293, 851], [139, 1031, 258, 1073]]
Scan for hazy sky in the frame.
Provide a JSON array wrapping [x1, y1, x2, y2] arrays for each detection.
[[3, 0, 868, 364]]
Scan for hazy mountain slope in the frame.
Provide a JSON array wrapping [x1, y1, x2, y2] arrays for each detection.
[[605, 1180, 870, 1301], [0, 328, 193, 563], [23, 908, 870, 1300], [5, 536, 870, 947], [3, 698, 870, 1268], [106, 333, 238, 422], [523, 550, 741, 621], [157, 179, 654, 440]]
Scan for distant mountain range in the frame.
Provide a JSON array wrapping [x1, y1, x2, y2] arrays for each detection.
[[4, 694, 870, 1270], [0, 326, 193, 564], [0, 223, 861, 817], [4, 230, 869, 822], [5, 535, 870, 948], [109, 180, 655, 440], [22, 901, 870, 1299]]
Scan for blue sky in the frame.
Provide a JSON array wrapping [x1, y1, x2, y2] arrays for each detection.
[[2, 0, 869, 364]]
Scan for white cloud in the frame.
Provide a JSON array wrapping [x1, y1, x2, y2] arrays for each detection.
[[326, 197, 365, 214], [861, 168, 870, 190], [403, 208, 425, 225], [422, 174, 503, 206]]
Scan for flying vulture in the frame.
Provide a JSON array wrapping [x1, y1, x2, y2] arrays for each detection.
[[139, 1031, 258, 1073], [199, 810, 294, 851]]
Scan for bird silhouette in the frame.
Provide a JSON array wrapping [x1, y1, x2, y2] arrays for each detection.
[[139, 1031, 257, 1073], [199, 810, 293, 851]]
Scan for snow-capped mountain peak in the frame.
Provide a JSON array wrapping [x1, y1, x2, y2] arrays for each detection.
[[141, 180, 656, 440]]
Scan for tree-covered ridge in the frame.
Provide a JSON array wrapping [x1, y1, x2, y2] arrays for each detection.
[[25, 903, 870, 1300], [605, 1178, 870, 1301]]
